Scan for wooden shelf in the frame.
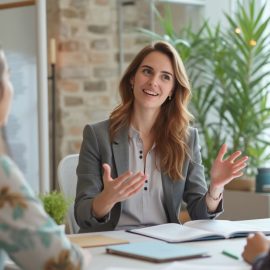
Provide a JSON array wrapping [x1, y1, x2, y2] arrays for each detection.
[[0, 0, 35, 10], [219, 190, 270, 220], [157, 0, 205, 5]]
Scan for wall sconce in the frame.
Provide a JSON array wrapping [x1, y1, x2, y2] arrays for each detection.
[[48, 38, 57, 190]]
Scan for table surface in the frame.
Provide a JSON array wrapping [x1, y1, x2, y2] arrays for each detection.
[[84, 229, 251, 270], [8, 219, 270, 270], [85, 219, 270, 270]]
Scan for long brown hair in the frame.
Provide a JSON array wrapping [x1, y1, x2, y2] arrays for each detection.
[[110, 41, 193, 180]]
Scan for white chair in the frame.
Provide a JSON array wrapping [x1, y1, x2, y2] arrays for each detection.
[[57, 154, 80, 234]]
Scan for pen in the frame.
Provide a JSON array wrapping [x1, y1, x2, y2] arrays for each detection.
[[222, 250, 239, 260]]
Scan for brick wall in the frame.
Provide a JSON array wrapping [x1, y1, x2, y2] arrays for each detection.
[[46, 0, 150, 168]]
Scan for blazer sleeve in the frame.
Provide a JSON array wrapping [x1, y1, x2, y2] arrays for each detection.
[[74, 124, 120, 232], [183, 127, 223, 220]]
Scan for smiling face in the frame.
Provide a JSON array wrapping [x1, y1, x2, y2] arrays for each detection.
[[131, 51, 175, 113]]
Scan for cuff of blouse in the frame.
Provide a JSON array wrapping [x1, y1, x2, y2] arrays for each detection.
[[206, 186, 223, 214], [91, 207, 110, 223]]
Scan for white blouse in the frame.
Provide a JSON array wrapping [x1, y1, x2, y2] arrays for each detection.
[[116, 126, 168, 230]]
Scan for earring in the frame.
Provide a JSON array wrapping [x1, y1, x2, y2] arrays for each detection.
[[168, 96, 172, 100]]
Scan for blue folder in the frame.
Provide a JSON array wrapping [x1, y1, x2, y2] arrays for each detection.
[[106, 241, 210, 263]]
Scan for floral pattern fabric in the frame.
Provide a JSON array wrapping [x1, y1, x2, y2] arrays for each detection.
[[0, 155, 87, 270]]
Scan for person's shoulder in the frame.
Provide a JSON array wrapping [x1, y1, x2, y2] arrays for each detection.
[[0, 155, 30, 193], [92, 119, 110, 130], [84, 119, 109, 130], [185, 126, 201, 149], [83, 119, 110, 139], [187, 126, 199, 138], [0, 154, 15, 164], [0, 155, 18, 175]]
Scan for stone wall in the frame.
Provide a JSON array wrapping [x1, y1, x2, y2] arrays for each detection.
[[46, 0, 150, 169]]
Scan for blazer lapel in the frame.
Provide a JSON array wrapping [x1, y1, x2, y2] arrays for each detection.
[[112, 127, 129, 176]]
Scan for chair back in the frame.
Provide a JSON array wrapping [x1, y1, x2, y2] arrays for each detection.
[[57, 154, 79, 234]]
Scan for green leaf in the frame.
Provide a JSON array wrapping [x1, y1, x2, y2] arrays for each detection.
[[139, 0, 270, 178], [39, 191, 72, 225]]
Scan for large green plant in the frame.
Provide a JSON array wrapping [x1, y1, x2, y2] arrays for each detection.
[[140, 0, 270, 178]]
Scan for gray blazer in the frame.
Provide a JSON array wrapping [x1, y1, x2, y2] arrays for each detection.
[[75, 120, 223, 233]]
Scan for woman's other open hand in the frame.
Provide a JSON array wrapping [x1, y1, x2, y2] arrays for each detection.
[[210, 144, 248, 191]]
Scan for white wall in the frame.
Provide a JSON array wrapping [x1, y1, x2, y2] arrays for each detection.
[[0, 2, 49, 193], [204, 0, 233, 28]]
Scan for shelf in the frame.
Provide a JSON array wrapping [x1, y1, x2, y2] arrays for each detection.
[[219, 190, 270, 220], [156, 0, 206, 6], [0, 0, 35, 10]]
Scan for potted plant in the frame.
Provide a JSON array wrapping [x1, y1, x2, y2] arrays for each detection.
[[40, 191, 71, 225], [140, 0, 270, 182]]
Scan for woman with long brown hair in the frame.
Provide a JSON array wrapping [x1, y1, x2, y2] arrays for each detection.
[[75, 41, 248, 232], [0, 47, 91, 270]]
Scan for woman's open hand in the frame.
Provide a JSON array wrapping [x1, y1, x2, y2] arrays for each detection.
[[101, 163, 146, 205], [210, 144, 248, 191], [92, 163, 146, 219]]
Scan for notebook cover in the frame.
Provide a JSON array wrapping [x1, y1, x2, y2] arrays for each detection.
[[106, 241, 210, 263], [68, 234, 129, 248]]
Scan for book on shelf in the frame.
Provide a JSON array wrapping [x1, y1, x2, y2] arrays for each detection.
[[106, 241, 209, 263], [127, 219, 270, 243]]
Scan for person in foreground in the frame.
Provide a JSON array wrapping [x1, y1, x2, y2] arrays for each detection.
[[0, 48, 91, 269], [242, 232, 270, 270], [75, 40, 248, 233]]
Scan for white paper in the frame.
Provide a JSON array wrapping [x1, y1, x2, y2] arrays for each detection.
[[130, 223, 216, 242], [130, 220, 270, 243], [184, 219, 266, 238]]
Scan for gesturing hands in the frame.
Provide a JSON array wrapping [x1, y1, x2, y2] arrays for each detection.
[[92, 163, 146, 219], [210, 144, 249, 191], [242, 232, 270, 264], [102, 163, 147, 205]]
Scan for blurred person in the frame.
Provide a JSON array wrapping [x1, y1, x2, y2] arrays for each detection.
[[242, 232, 270, 270], [0, 47, 91, 270]]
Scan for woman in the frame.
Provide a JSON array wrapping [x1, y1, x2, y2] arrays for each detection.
[[0, 48, 90, 269], [75, 41, 248, 233], [242, 232, 270, 270]]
